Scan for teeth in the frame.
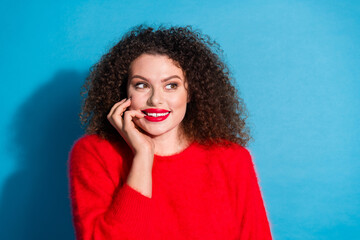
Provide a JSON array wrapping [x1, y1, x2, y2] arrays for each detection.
[[147, 112, 169, 117]]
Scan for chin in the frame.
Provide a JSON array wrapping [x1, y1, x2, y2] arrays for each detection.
[[141, 127, 170, 137], [133, 120, 162, 135]]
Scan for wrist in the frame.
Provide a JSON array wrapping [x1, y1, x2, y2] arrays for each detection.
[[134, 145, 154, 156], [133, 151, 154, 165]]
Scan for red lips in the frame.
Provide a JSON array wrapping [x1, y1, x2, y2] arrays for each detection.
[[142, 108, 171, 122]]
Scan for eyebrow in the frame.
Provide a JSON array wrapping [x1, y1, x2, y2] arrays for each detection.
[[130, 75, 182, 82]]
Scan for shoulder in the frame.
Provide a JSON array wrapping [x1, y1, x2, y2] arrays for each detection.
[[204, 141, 254, 175], [207, 141, 252, 161], [71, 134, 110, 150], [71, 134, 128, 154], [69, 134, 132, 168]]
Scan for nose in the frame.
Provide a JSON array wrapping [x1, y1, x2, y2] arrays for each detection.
[[147, 87, 163, 106]]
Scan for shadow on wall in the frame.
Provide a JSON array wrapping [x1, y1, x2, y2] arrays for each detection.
[[0, 70, 87, 240]]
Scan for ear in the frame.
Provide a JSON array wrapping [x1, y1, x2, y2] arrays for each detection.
[[185, 81, 190, 103]]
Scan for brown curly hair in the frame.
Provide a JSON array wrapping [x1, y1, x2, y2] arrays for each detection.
[[81, 25, 251, 146]]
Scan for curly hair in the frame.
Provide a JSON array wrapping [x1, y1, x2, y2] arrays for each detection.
[[81, 25, 251, 146]]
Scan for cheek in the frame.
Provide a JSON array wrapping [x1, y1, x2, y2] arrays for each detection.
[[171, 92, 188, 109], [168, 98, 187, 118], [128, 93, 146, 110]]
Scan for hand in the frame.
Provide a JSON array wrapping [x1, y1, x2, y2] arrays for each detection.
[[107, 98, 154, 155]]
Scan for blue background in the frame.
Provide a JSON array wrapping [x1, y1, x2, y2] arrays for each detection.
[[1, 0, 359, 239]]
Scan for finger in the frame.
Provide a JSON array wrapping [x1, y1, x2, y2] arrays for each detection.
[[107, 98, 130, 119], [112, 99, 131, 119], [107, 98, 127, 117], [123, 110, 146, 123], [122, 110, 146, 131], [133, 110, 146, 119]]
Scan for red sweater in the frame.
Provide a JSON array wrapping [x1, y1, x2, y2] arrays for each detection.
[[69, 134, 272, 240]]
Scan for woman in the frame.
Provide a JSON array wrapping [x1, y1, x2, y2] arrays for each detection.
[[69, 25, 272, 239]]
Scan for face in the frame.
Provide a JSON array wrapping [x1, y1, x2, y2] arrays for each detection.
[[127, 54, 188, 138]]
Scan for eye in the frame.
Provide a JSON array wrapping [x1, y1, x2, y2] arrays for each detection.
[[165, 83, 178, 90], [135, 82, 148, 89]]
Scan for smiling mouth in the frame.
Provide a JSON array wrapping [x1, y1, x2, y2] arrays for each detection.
[[142, 109, 171, 122], [142, 111, 170, 117]]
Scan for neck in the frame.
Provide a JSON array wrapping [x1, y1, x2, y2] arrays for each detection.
[[151, 129, 190, 156]]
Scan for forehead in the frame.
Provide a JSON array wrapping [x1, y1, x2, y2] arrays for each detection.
[[129, 54, 184, 79]]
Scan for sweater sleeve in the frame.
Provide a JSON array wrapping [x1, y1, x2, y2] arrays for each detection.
[[238, 148, 272, 240], [68, 137, 153, 240]]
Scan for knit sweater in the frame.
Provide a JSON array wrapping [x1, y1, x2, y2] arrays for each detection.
[[69, 134, 272, 240]]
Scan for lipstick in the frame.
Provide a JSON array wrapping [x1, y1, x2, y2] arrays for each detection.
[[142, 108, 170, 122]]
